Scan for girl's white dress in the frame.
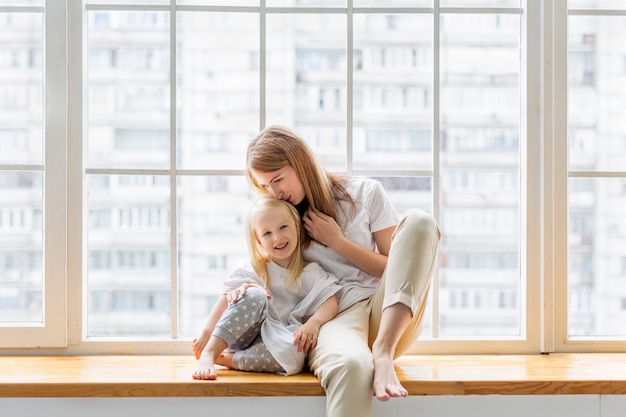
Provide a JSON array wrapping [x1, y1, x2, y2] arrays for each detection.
[[223, 261, 341, 375]]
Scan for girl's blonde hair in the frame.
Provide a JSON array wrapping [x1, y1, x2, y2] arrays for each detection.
[[246, 196, 306, 289], [246, 125, 354, 247]]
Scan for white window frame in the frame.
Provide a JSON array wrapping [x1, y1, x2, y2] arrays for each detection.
[[0, 0, 67, 348], [552, 0, 626, 352], [3, 0, 626, 355]]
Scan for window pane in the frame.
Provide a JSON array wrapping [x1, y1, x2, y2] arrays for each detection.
[[266, 13, 347, 171], [568, 178, 626, 338], [177, 0, 259, 5], [441, 0, 521, 7], [354, 0, 431, 6], [177, 12, 259, 170], [376, 176, 433, 215], [178, 176, 251, 337], [291, 126, 347, 173], [569, 15, 626, 172], [0, 172, 43, 323], [438, 13, 521, 337], [0, 12, 43, 165], [87, 175, 171, 337], [267, 0, 345, 6], [87, 11, 170, 170], [569, 0, 626, 9], [0, 8, 44, 326], [567, 10, 626, 340], [86, 0, 169, 5], [0, 0, 41, 5], [353, 13, 433, 171]]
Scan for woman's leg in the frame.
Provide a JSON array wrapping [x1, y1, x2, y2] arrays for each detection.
[[368, 209, 441, 400], [307, 301, 373, 417]]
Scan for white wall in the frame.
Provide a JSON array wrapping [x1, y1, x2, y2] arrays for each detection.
[[2, 395, 625, 417]]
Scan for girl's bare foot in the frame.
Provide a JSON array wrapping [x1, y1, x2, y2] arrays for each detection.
[[372, 354, 407, 401], [215, 351, 235, 368], [192, 335, 228, 380], [192, 358, 217, 380]]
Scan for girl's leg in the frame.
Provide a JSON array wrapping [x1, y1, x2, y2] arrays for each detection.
[[368, 209, 441, 400], [213, 287, 269, 348], [193, 287, 269, 380], [307, 301, 373, 417], [230, 337, 285, 374], [192, 333, 228, 380]]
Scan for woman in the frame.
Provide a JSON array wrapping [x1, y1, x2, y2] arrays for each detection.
[[246, 125, 441, 417]]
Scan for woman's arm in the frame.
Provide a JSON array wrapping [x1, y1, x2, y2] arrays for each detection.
[[303, 208, 396, 278]]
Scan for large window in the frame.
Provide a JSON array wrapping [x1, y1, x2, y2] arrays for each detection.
[[1, 0, 625, 354]]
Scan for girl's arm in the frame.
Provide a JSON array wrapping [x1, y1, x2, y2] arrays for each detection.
[[303, 208, 396, 278], [293, 295, 339, 354], [191, 294, 228, 359]]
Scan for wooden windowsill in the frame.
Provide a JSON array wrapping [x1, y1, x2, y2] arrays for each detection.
[[1, 353, 626, 398]]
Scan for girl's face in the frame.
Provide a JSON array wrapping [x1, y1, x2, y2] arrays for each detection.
[[254, 206, 299, 268], [250, 165, 306, 206]]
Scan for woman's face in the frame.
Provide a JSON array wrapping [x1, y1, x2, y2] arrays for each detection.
[[251, 165, 306, 205]]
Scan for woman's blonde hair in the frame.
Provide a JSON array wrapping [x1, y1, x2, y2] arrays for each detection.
[[246, 125, 354, 246], [246, 196, 306, 289]]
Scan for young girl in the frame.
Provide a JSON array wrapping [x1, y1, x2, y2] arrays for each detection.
[[192, 197, 340, 380], [246, 125, 441, 417]]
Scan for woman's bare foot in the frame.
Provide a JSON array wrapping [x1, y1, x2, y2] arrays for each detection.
[[370, 303, 412, 400], [372, 354, 408, 401]]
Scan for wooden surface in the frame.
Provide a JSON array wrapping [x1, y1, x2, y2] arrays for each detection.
[[1, 353, 626, 397]]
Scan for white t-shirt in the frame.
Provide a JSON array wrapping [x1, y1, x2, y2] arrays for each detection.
[[302, 177, 400, 312]]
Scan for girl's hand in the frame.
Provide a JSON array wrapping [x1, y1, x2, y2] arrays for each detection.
[[303, 208, 343, 249], [293, 322, 320, 354], [226, 283, 271, 304], [191, 334, 209, 360]]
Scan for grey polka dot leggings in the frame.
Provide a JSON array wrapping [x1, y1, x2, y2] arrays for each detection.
[[212, 286, 285, 374]]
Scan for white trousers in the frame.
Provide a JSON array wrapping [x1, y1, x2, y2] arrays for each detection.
[[307, 209, 441, 417]]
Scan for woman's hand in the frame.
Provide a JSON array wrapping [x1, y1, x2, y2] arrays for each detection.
[[304, 208, 395, 278], [303, 208, 344, 249], [226, 282, 271, 304]]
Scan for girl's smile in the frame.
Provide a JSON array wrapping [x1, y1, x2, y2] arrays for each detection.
[[254, 206, 299, 268]]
